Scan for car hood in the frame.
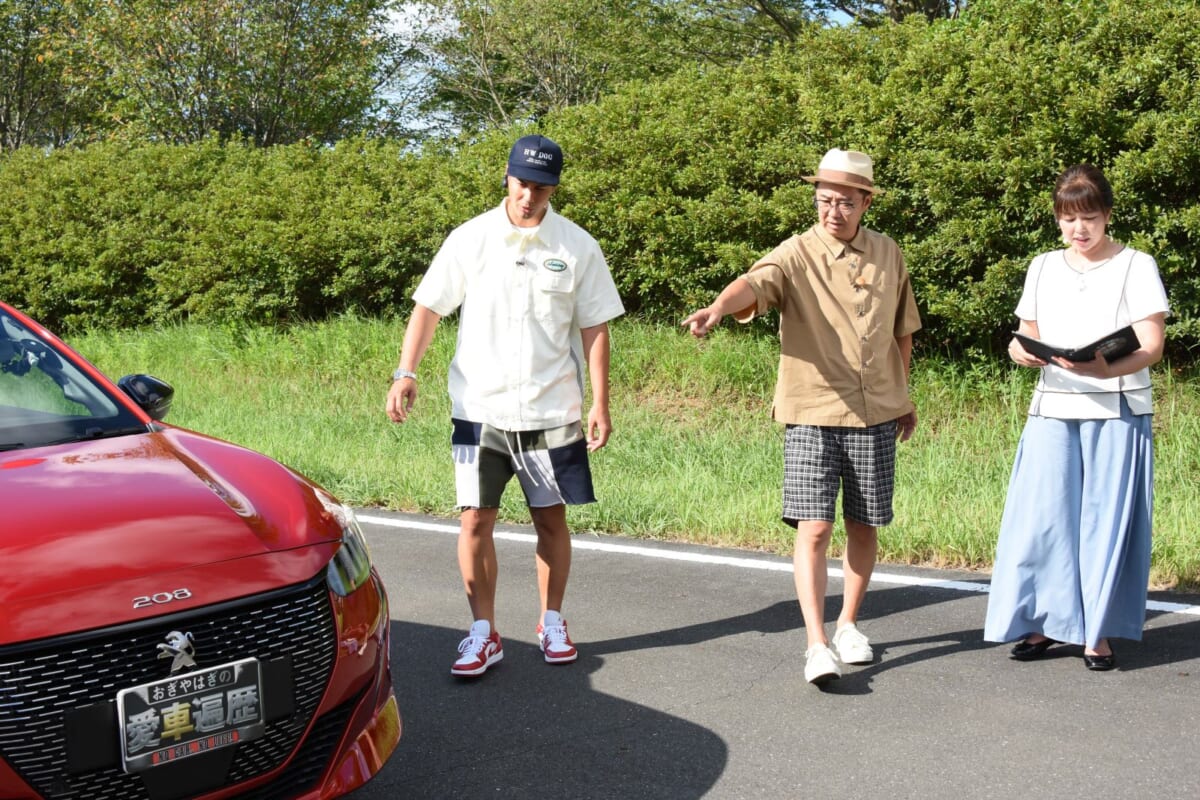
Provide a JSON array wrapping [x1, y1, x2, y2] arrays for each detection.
[[0, 428, 344, 642]]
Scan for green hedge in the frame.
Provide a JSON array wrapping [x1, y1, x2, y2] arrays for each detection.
[[555, 0, 1200, 355], [2, 0, 1197, 358]]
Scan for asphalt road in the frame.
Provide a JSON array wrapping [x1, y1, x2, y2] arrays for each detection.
[[349, 511, 1200, 800]]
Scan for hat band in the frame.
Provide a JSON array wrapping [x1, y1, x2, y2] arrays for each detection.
[[815, 169, 874, 190]]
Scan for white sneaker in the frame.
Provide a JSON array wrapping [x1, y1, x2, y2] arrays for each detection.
[[832, 623, 874, 665], [536, 610, 578, 663], [451, 620, 504, 677], [804, 643, 843, 685]]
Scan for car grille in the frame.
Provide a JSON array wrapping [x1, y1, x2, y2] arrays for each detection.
[[234, 692, 360, 800], [0, 576, 337, 800]]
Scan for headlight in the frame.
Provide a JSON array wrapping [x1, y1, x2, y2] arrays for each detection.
[[326, 504, 374, 597]]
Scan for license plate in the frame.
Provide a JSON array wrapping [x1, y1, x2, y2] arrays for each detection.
[[116, 657, 266, 773]]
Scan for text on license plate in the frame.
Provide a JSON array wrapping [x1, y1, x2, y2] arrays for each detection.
[[116, 657, 265, 773]]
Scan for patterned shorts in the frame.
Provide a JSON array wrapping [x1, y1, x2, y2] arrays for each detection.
[[782, 421, 898, 527], [451, 418, 596, 509]]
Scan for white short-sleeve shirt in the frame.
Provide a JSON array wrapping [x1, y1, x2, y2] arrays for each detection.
[[413, 202, 625, 430], [1016, 247, 1169, 419]]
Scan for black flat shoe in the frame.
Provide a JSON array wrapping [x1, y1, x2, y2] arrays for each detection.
[[1010, 637, 1059, 661], [1083, 652, 1116, 671]]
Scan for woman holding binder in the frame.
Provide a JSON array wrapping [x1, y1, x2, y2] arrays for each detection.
[[983, 164, 1169, 671]]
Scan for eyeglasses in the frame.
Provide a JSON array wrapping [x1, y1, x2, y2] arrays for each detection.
[[815, 197, 859, 214]]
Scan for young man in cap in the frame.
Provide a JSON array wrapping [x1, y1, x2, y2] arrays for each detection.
[[386, 134, 625, 677], [682, 148, 921, 686]]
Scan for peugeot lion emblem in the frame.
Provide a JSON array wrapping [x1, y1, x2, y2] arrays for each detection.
[[157, 630, 197, 674]]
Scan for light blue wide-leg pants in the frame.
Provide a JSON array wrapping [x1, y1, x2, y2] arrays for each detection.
[[983, 403, 1153, 649]]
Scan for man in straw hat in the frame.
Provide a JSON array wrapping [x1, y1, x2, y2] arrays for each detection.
[[682, 148, 921, 686]]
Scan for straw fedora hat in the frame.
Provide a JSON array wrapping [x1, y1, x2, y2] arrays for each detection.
[[803, 149, 882, 195]]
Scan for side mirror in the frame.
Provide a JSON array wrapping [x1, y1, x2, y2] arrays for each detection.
[[118, 374, 174, 421]]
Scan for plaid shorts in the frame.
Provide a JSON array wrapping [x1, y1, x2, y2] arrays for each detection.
[[782, 421, 898, 527], [451, 418, 596, 509]]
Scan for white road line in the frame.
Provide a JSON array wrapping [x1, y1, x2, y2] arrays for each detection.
[[357, 514, 1200, 618]]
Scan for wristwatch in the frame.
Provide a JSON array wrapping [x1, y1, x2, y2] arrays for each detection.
[[392, 368, 417, 382]]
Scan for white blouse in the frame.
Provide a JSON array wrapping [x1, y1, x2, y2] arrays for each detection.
[[1015, 247, 1169, 419]]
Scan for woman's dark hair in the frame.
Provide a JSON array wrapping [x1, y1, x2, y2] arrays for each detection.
[[1053, 164, 1114, 217]]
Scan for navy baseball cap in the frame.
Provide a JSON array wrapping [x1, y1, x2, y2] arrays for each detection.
[[507, 135, 562, 186]]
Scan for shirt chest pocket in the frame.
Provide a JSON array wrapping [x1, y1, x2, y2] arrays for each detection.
[[532, 270, 574, 322]]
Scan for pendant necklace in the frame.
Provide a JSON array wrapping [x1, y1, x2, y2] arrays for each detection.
[[1068, 240, 1122, 291]]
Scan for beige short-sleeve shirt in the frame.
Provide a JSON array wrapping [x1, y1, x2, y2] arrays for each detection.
[[737, 223, 921, 427]]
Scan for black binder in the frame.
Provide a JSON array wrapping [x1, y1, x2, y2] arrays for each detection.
[[1012, 325, 1140, 363]]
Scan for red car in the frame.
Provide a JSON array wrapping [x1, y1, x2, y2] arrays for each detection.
[[0, 301, 400, 800]]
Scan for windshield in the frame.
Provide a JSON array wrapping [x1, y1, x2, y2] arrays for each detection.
[[0, 310, 148, 451]]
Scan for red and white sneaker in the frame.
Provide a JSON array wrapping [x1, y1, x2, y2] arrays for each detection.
[[451, 620, 503, 677], [536, 610, 578, 664]]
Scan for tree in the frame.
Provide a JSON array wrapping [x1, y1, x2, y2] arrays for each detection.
[[0, 0, 82, 150], [647, 1, 812, 56], [825, 0, 966, 24], [58, 0, 400, 146], [403, 0, 824, 135], [401, 0, 681, 134], [401, 0, 964, 137]]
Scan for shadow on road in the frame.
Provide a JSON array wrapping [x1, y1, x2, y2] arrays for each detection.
[[376, 620, 728, 799], [578, 578, 1200, 692]]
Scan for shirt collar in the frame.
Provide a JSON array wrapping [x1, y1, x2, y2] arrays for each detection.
[[500, 201, 555, 250], [811, 223, 868, 259]]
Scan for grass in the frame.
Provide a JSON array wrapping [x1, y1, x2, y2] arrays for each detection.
[[74, 315, 1200, 591]]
